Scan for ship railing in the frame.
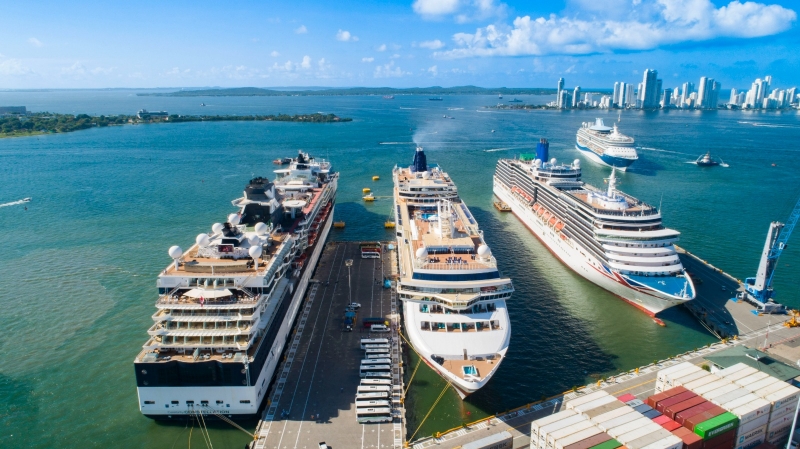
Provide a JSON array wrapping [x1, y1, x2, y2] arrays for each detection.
[[414, 259, 497, 270], [197, 246, 251, 260]]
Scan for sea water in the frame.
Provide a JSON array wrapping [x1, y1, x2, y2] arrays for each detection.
[[1, 90, 799, 447]]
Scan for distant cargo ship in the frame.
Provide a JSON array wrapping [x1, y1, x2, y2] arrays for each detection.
[[576, 119, 638, 170], [494, 140, 694, 316]]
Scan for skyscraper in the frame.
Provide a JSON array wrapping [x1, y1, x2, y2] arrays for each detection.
[[641, 69, 660, 108], [680, 82, 695, 108], [625, 84, 635, 107], [573, 86, 581, 108], [729, 88, 738, 105], [696, 77, 715, 109], [557, 77, 565, 100], [660, 88, 673, 108], [613, 82, 621, 107]]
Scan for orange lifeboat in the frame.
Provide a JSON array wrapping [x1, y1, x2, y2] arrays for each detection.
[[555, 221, 565, 231], [548, 216, 558, 226]]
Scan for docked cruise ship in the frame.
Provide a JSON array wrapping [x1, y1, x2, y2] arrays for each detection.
[[576, 118, 638, 170], [393, 147, 513, 398], [494, 140, 694, 316], [134, 151, 336, 419]]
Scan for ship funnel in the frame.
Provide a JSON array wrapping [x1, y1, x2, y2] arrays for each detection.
[[411, 147, 428, 173], [535, 139, 549, 162]]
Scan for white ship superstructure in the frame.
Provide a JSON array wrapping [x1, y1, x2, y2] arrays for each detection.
[[135, 151, 336, 419], [393, 147, 513, 398], [576, 118, 638, 170], [494, 139, 693, 316]]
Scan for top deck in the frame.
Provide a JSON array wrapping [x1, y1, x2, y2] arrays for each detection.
[[163, 231, 290, 277]]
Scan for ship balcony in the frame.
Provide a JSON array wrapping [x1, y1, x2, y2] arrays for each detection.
[[143, 336, 252, 351], [607, 260, 683, 274], [602, 244, 676, 255], [606, 254, 679, 264], [152, 310, 256, 323], [420, 320, 500, 332], [156, 291, 260, 309], [147, 321, 253, 337]]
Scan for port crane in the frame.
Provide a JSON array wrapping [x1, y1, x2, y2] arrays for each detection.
[[743, 195, 800, 310]]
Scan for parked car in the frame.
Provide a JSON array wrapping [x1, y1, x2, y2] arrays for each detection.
[[348, 302, 361, 309]]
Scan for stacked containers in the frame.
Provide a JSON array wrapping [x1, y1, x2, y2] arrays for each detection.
[[656, 363, 703, 393], [530, 405, 617, 449]]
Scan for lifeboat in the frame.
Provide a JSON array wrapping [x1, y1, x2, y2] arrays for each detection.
[[533, 203, 541, 213], [542, 211, 551, 221], [555, 221, 565, 231], [548, 216, 558, 226]]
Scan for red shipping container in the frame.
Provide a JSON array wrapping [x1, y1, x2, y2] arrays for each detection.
[[662, 420, 681, 431], [617, 393, 636, 403], [646, 387, 689, 408], [704, 440, 735, 449], [673, 427, 703, 449], [665, 396, 708, 419], [752, 443, 778, 449], [674, 402, 716, 424], [702, 429, 735, 449], [684, 410, 721, 431], [652, 415, 672, 425], [655, 391, 698, 413]]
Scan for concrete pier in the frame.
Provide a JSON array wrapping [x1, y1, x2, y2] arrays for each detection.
[[252, 241, 405, 449]]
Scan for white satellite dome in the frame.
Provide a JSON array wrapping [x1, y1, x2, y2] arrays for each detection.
[[534, 159, 542, 168], [477, 244, 491, 257], [415, 246, 428, 259], [196, 233, 210, 247], [254, 222, 268, 236], [212, 223, 224, 234], [573, 159, 581, 168], [227, 213, 241, 226], [248, 245, 263, 259], [168, 245, 183, 259], [247, 234, 260, 246], [550, 157, 557, 165]]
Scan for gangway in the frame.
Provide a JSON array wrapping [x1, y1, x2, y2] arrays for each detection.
[[743, 195, 800, 312]]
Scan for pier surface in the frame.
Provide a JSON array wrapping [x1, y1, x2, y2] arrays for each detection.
[[410, 249, 798, 449], [253, 241, 404, 449]]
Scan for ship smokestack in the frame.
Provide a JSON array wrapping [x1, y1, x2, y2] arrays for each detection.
[[411, 147, 427, 173], [535, 139, 549, 162]]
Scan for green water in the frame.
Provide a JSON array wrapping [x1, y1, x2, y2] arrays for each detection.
[[1, 90, 799, 447]]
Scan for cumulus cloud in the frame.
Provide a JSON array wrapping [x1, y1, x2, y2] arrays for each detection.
[[419, 39, 445, 49], [362, 57, 375, 62], [28, 37, 43, 47], [295, 25, 308, 34], [377, 44, 387, 51], [336, 29, 358, 41], [62, 62, 87, 75], [270, 51, 280, 57], [374, 61, 409, 78], [0, 59, 33, 76], [413, 0, 506, 22], [428, 65, 439, 76], [300, 55, 311, 69], [436, 0, 796, 58]]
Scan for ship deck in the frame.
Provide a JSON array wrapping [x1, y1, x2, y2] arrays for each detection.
[[163, 233, 291, 276]]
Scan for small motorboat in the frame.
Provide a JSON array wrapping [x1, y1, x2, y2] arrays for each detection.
[[22, 197, 31, 202], [695, 152, 721, 167], [273, 159, 283, 165], [363, 193, 375, 202]]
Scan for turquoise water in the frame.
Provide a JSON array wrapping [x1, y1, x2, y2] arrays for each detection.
[[1, 91, 799, 447]]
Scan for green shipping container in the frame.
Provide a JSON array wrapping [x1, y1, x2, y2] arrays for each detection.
[[693, 412, 739, 440], [588, 438, 622, 449]]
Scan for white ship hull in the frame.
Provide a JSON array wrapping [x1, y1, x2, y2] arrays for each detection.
[[494, 183, 687, 316], [137, 207, 334, 418]]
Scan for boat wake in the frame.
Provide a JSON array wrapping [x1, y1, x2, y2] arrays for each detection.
[[399, 107, 419, 110], [0, 198, 31, 208], [638, 147, 694, 157], [483, 148, 512, 152], [379, 142, 415, 145], [447, 107, 464, 111], [738, 121, 800, 129]]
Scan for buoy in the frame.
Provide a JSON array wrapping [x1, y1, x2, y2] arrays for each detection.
[[362, 188, 371, 193], [334, 221, 346, 228], [372, 176, 380, 181]]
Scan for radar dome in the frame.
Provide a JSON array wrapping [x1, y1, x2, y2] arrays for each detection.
[[477, 244, 491, 257], [415, 247, 428, 259], [249, 245, 263, 259], [227, 213, 241, 226], [573, 159, 581, 168], [196, 233, 210, 247], [248, 234, 260, 246], [550, 158, 557, 165], [168, 245, 183, 259], [534, 159, 542, 168], [254, 222, 268, 236], [212, 223, 224, 234]]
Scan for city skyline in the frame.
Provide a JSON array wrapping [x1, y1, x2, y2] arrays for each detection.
[[0, 0, 799, 89]]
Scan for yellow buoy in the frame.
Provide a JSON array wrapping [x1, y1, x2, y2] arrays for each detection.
[[372, 176, 380, 181], [362, 187, 371, 193], [384, 221, 396, 228], [334, 221, 346, 228], [363, 193, 375, 202]]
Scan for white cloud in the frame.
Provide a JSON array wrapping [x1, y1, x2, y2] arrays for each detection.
[[436, 0, 796, 58], [377, 44, 387, 52], [270, 51, 280, 57], [413, 0, 506, 22], [301, 55, 311, 69], [295, 25, 308, 34], [91, 66, 115, 75], [28, 37, 43, 47], [318, 58, 328, 69], [374, 61, 409, 78], [0, 59, 33, 76], [62, 62, 86, 75], [391, 54, 401, 59], [419, 39, 445, 49], [413, 0, 461, 16], [336, 29, 358, 42], [428, 65, 439, 76], [362, 57, 375, 62]]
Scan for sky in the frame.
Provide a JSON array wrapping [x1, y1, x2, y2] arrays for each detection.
[[1, 0, 799, 90]]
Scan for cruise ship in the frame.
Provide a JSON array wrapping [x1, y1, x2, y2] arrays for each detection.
[[393, 147, 513, 398], [494, 140, 694, 316], [576, 118, 638, 170], [134, 150, 336, 419]]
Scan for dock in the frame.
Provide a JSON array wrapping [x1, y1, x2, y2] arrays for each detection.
[[408, 250, 799, 449], [252, 241, 405, 449]]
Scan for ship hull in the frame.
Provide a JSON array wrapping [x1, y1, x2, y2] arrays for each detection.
[[494, 182, 688, 316], [136, 205, 335, 419], [575, 142, 636, 171]]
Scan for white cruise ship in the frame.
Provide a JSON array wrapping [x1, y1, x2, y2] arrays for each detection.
[[494, 140, 694, 316], [134, 151, 336, 419], [576, 118, 638, 170], [393, 147, 513, 398]]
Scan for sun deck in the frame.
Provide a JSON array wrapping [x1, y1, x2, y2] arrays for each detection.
[[163, 232, 290, 276], [441, 358, 501, 381], [567, 187, 657, 216]]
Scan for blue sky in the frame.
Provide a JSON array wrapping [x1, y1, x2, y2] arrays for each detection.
[[0, 0, 798, 90]]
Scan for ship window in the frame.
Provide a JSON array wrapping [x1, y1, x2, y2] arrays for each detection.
[[240, 400, 251, 404], [186, 401, 194, 405], [216, 400, 224, 404], [171, 401, 179, 404], [144, 401, 155, 405]]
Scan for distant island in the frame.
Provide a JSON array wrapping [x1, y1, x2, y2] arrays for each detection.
[[0, 112, 351, 138], [138, 86, 558, 97]]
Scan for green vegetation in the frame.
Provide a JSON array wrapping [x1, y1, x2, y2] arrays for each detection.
[[139, 85, 559, 97], [0, 112, 351, 138]]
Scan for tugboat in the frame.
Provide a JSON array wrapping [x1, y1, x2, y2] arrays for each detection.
[[695, 152, 720, 167]]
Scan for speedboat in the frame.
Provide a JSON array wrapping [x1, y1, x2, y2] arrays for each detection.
[[695, 152, 720, 167], [22, 197, 31, 202]]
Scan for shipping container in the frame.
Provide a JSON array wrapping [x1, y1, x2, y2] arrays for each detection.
[[762, 385, 800, 411], [598, 412, 643, 432], [710, 389, 750, 408], [661, 420, 681, 432], [554, 427, 604, 449], [766, 402, 796, 421], [724, 366, 760, 384], [720, 394, 762, 413], [616, 426, 666, 446], [642, 410, 662, 420], [607, 418, 657, 439], [593, 406, 638, 424], [736, 415, 769, 436], [717, 363, 756, 379], [646, 387, 689, 409], [618, 394, 636, 403], [563, 432, 612, 449], [567, 391, 613, 409], [639, 435, 683, 449], [746, 378, 783, 395], [734, 372, 770, 388], [766, 413, 794, 432], [665, 396, 708, 419], [673, 427, 703, 449], [533, 410, 579, 441], [625, 429, 673, 449], [657, 363, 699, 385], [656, 391, 698, 413], [675, 371, 715, 388], [684, 375, 726, 393], [694, 413, 740, 440], [652, 415, 671, 425], [703, 384, 743, 402], [685, 410, 727, 431], [464, 430, 513, 449], [674, 402, 717, 424], [702, 429, 736, 449], [766, 422, 792, 444], [575, 396, 620, 414], [589, 438, 622, 449], [634, 404, 655, 414], [627, 399, 645, 408], [728, 399, 771, 425], [665, 366, 704, 389], [695, 380, 735, 396], [538, 415, 590, 449], [547, 420, 598, 449], [585, 401, 626, 419]]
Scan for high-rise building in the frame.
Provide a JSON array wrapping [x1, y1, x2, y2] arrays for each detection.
[[680, 82, 695, 108], [612, 82, 621, 107], [557, 77, 565, 101], [584, 92, 593, 105], [641, 69, 660, 108], [573, 86, 581, 108], [729, 88, 739, 105], [660, 88, 673, 108], [696, 77, 709, 108], [709, 81, 720, 109], [558, 90, 571, 109], [625, 84, 636, 107], [786, 87, 797, 106]]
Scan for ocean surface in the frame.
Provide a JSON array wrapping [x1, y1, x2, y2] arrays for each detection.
[[1, 90, 799, 448]]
